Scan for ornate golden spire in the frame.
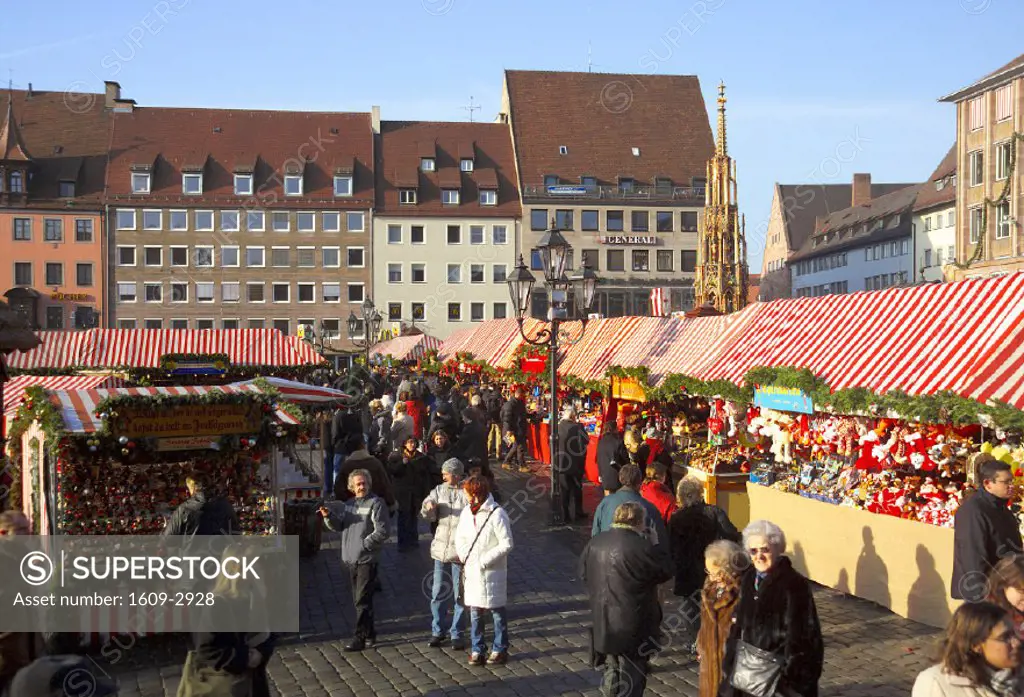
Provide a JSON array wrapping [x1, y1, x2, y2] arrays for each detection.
[[716, 81, 727, 158], [0, 93, 32, 163]]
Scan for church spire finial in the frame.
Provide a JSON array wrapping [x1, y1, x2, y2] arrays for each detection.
[[716, 81, 727, 157]]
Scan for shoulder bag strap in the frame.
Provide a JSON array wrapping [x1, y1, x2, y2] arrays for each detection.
[[462, 508, 497, 564]]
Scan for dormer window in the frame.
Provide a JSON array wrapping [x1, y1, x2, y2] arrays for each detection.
[[182, 173, 203, 195], [9, 171, 24, 193], [441, 189, 460, 205], [333, 175, 353, 197], [234, 174, 253, 196], [559, 145, 568, 155], [460, 158, 474, 172], [631, 147, 641, 157], [935, 179, 944, 191], [619, 178, 635, 193], [479, 190, 497, 206], [58, 181, 75, 198], [284, 175, 303, 196], [399, 189, 417, 205], [131, 172, 151, 194], [544, 175, 559, 188], [581, 176, 597, 189], [420, 158, 435, 172]]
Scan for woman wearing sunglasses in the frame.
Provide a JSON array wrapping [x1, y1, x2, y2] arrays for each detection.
[[719, 520, 823, 697], [913, 602, 1020, 697]]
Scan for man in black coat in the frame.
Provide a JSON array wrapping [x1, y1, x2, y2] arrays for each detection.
[[556, 407, 590, 523], [952, 456, 1023, 600], [597, 420, 629, 495], [580, 501, 673, 697], [500, 388, 529, 472], [162, 472, 240, 536]]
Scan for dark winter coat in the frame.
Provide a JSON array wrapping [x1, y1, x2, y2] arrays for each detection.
[[719, 557, 824, 697], [698, 573, 740, 697], [580, 527, 673, 658], [386, 451, 431, 513], [163, 491, 240, 537], [191, 596, 273, 676], [556, 419, 590, 478], [668, 502, 740, 598], [331, 409, 363, 454], [951, 488, 1023, 600], [484, 389, 503, 423], [368, 411, 392, 457], [425, 443, 455, 489], [454, 418, 488, 470], [463, 405, 488, 428], [596, 432, 629, 492], [429, 401, 461, 441], [500, 397, 528, 435]]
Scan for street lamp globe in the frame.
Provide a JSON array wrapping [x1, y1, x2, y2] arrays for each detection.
[[362, 297, 375, 318], [369, 309, 384, 339], [571, 262, 599, 317], [536, 222, 571, 284], [506, 255, 537, 320], [346, 312, 361, 340]]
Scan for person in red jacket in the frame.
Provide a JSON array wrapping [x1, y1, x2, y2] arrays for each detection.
[[400, 389, 425, 440], [640, 462, 677, 525]]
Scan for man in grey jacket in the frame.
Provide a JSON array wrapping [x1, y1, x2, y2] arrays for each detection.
[[421, 458, 469, 650], [318, 469, 390, 652]]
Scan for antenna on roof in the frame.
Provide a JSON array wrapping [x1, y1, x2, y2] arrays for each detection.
[[588, 41, 592, 72], [461, 96, 481, 123]]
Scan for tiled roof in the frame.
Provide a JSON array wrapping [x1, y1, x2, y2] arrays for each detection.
[[503, 70, 714, 189], [375, 121, 520, 217], [940, 51, 1024, 102], [107, 106, 374, 207], [0, 88, 111, 207], [776, 182, 917, 253], [913, 145, 957, 212]]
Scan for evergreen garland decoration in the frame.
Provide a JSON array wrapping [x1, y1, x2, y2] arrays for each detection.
[[6, 385, 68, 502]]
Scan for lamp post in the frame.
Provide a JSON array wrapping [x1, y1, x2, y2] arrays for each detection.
[[507, 221, 599, 526], [347, 297, 384, 368]]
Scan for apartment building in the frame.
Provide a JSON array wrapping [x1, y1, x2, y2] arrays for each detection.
[[941, 52, 1023, 279], [105, 92, 374, 351], [500, 70, 713, 316], [372, 121, 519, 339], [912, 146, 957, 283], [0, 86, 113, 329]]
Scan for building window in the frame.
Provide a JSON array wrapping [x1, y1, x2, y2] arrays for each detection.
[[45, 307, 64, 329], [448, 303, 462, 322], [14, 262, 31, 286], [144, 246, 162, 267], [447, 264, 462, 283], [632, 250, 650, 271], [272, 211, 290, 232], [13, 218, 31, 240], [460, 158, 474, 172], [969, 150, 984, 187], [470, 225, 485, 244], [219, 245, 237, 267], [948, 210, 955, 228], [44, 219, 63, 242], [681, 250, 697, 272], [116, 209, 136, 230], [169, 210, 188, 230], [170, 319, 188, 330], [400, 189, 417, 204], [297, 247, 315, 267], [997, 202, 1013, 239], [131, 172, 151, 194], [923, 248, 932, 268], [493, 302, 507, 319], [44, 262, 63, 286], [387, 225, 402, 244], [996, 84, 1013, 121], [296, 212, 315, 232], [117, 246, 136, 266], [656, 211, 674, 232], [322, 247, 340, 268], [493, 264, 507, 283], [420, 158, 435, 172], [531, 209, 548, 231], [447, 225, 461, 244], [171, 282, 188, 302], [545, 175, 559, 188], [234, 174, 253, 196], [996, 142, 1012, 181], [530, 249, 543, 271], [75, 219, 93, 242], [143, 319, 163, 330], [441, 189, 460, 205], [195, 283, 214, 303], [924, 216, 932, 233], [139, 210, 161, 231], [284, 175, 303, 196], [247, 210, 265, 232], [471, 302, 484, 322], [968, 96, 984, 131], [182, 173, 203, 195], [270, 319, 288, 334], [348, 283, 365, 303], [619, 178, 635, 193], [117, 282, 137, 303], [244, 246, 263, 267], [334, 175, 353, 197], [195, 210, 214, 231], [219, 319, 238, 330], [412, 302, 425, 320], [607, 249, 624, 272], [247, 282, 265, 303], [969, 207, 984, 244], [323, 283, 341, 303], [606, 210, 624, 232], [681, 211, 699, 232], [581, 210, 599, 231], [297, 283, 315, 303], [388, 302, 402, 321], [411, 263, 426, 283], [630, 211, 649, 232], [195, 246, 214, 267], [388, 263, 403, 283], [347, 212, 365, 232], [555, 210, 573, 230], [492, 225, 507, 245], [322, 212, 340, 232], [479, 190, 497, 206], [411, 225, 425, 244], [347, 247, 365, 267], [581, 248, 599, 271], [470, 264, 484, 283], [657, 249, 674, 272], [144, 283, 162, 303], [272, 283, 289, 303], [219, 283, 239, 303]]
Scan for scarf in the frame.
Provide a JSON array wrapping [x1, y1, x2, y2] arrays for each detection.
[[470, 500, 483, 515], [987, 667, 1017, 697]]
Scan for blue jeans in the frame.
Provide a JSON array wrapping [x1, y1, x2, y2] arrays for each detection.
[[396, 509, 419, 548], [431, 561, 464, 639], [470, 606, 508, 655], [323, 454, 335, 497]]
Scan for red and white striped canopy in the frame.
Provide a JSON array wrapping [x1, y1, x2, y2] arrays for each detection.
[[6, 329, 325, 369], [46, 385, 301, 434], [371, 334, 442, 362], [3, 375, 125, 421], [438, 327, 477, 357], [228, 377, 352, 405]]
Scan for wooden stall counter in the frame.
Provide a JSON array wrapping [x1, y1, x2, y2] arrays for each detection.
[[688, 468, 751, 532], [746, 484, 959, 629]]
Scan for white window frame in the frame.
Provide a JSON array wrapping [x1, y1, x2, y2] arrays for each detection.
[[470, 301, 485, 322], [996, 202, 1013, 240], [347, 282, 365, 304], [247, 318, 266, 330], [271, 246, 290, 268], [296, 211, 316, 233], [284, 175, 303, 196], [169, 245, 189, 268], [387, 262, 403, 284], [272, 211, 290, 232], [346, 246, 365, 268], [170, 282, 188, 303], [220, 209, 241, 232], [131, 172, 151, 194], [194, 245, 215, 268], [195, 282, 215, 303], [448, 302, 462, 322], [182, 173, 203, 195], [234, 174, 254, 196], [245, 246, 266, 268], [169, 319, 188, 330], [322, 283, 341, 303], [194, 210, 214, 231], [969, 206, 983, 244], [470, 263, 485, 284], [447, 263, 462, 284], [411, 226, 426, 244], [479, 190, 497, 206], [117, 282, 137, 303], [460, 158, 474, 172], [322, 212, 341, 232], [969, 150, 984, 187], [219, 245, 239, 268], [322, 246, 341, 268], [411, 262, 426, 284], [116, 209, 137, 230], [272, 283, 290, 304], [469, 225, 485, 244], [221, 318, 241, 330], [296, 282, 316, 304], [196, 318, 215, 330], [420, 158, 435, 172], [116, 245, 136, 267], [296, 246, 316, 268], [399, 189, 417, 205], [143, 318, 163, 330], [493, 263, 507, 283], [996, 141, 1012, 181], [118, 318, 137, 328], [246, 281, 266, 304], [169, 209, 188, 231], [144, 282, 163, 303], [387, 224, 402, 244], [346, 211, 365, 232], [441, 189, 460, 205], [143, 245, 163, 267], [247, 209, 266, 232], [222, 282, 241, 303], [334, 175, 353, 197], [446, 225, 461, 245]]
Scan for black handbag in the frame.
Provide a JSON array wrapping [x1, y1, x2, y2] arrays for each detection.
[[730, 639, 784, 697]]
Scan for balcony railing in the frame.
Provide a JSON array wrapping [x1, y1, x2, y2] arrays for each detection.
[[523, 184, 705, 202]]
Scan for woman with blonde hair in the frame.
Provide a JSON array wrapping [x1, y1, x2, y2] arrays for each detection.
[[697, 539, 744, 697]]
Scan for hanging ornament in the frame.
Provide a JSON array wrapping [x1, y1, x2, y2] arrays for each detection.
[[121, 448, 129, 456], [119, 436, 129, 445]]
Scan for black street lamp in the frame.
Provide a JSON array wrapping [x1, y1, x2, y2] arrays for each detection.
[[347, 297, 383, 367], [507, 220, 599, 526]]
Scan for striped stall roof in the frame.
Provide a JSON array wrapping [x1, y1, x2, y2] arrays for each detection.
[[699, 274, 1024, 396], [4, 375, 125, 420], [556, 318, 618, 378], [371, 334, 443, 361], [437, 327, 477, 359], [5, 332, 91, 370], [646, 306, 763, 384], [959, 280, 1024, 409], [228, 377, 353, 405], [46, 385, 301, 433], [492, 319, 546, 368], [576, 316, 651, 381]]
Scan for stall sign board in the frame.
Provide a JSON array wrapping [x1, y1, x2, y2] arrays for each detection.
[[116, 403, 262, 439], [754, 386, 814, 414], [611, 376, 647, 403], [547, 185, 588, 195], [520, 358, 545, 374], [156, 435, 220, 451]]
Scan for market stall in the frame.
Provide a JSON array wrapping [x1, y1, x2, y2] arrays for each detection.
[[371, 333, 443, 363]]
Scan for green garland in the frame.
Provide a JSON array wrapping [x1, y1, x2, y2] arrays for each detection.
[[6, 385, 68, 506], [159, 353, 231, 369]]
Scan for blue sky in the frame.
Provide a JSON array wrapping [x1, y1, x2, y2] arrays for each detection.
[[2, 0, 1021, 270]]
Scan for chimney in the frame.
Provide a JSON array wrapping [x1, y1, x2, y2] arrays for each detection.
[[26, 83, 32, 98], [371, 105, 381, 135], [814, 215, 826, 233], [104, 81, 121, 108], [852, 173, 871, 208]]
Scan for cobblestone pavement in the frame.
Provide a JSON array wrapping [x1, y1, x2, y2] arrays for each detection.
[[103, 464, 941, 696]]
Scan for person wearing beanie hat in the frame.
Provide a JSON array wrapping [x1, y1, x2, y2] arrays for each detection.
[[421, 457, 470, 649]]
